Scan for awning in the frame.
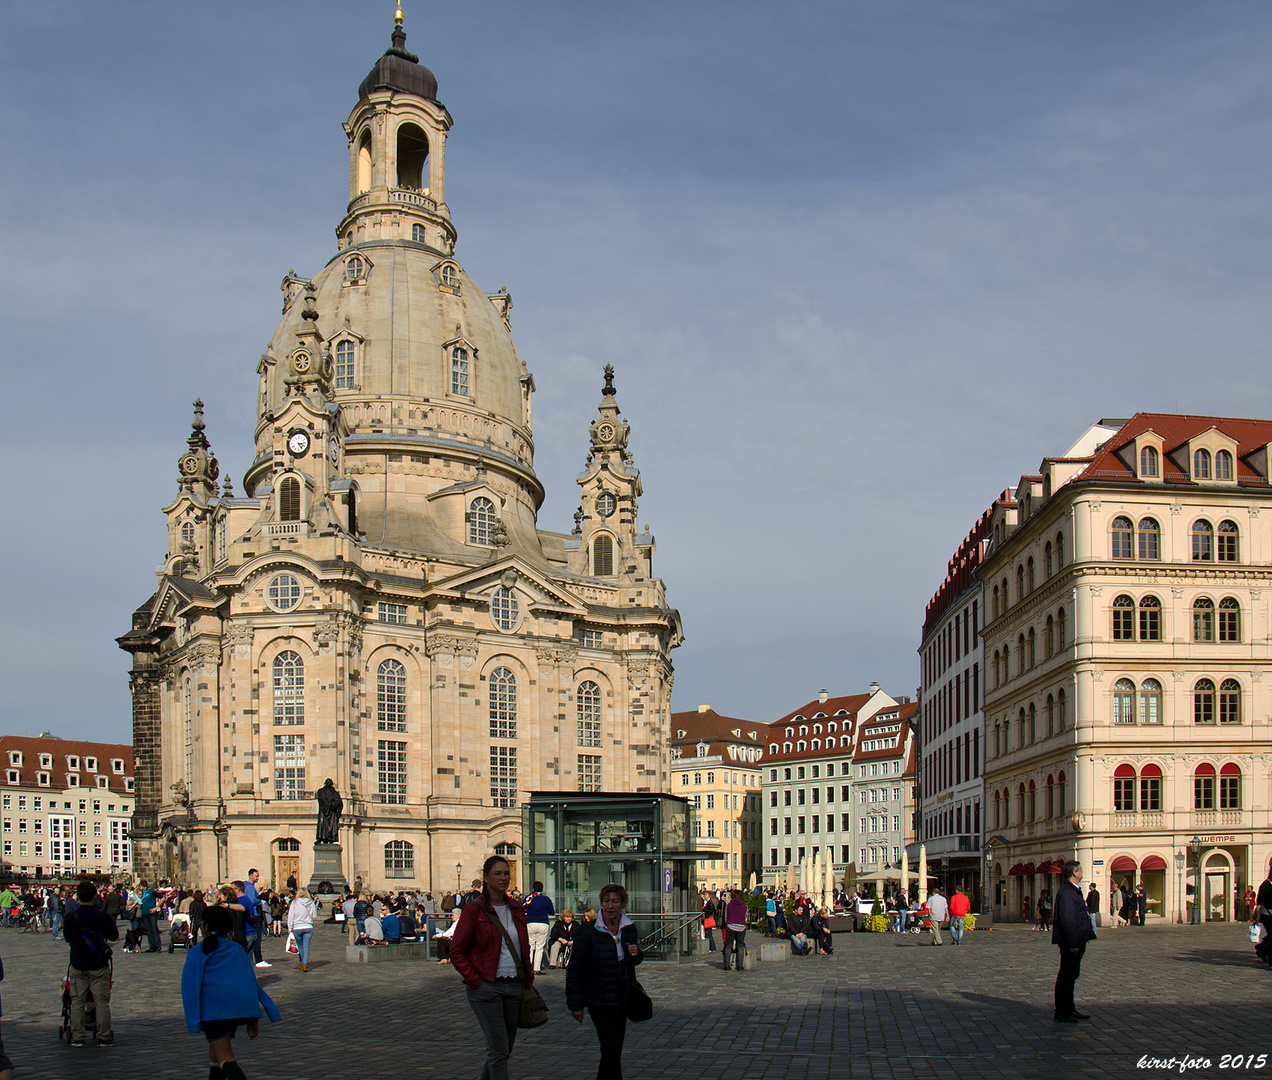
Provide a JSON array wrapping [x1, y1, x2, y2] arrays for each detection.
[[1037, 859, 1062, 874], [1020, 861, 1036, 875], [1110, 855, 1138, 872], [1141, 855, 1168, 871], [1008, 863, 1024, 876]]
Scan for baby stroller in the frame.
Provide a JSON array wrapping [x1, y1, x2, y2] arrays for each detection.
[[169, 912, 193, 953], [57, 968, 98, 1043]]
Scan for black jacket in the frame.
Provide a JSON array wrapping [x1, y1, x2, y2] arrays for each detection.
[[566, 917, 643, 1012], [65, 905, 119, 971], [549, 918, 577, 946], [1051, 880, 1095, 950]]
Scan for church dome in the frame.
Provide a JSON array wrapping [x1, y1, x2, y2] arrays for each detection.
[[357, 25, 438, 103]]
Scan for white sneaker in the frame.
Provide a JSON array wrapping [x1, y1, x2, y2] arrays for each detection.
[[255, 961, 272, 968]]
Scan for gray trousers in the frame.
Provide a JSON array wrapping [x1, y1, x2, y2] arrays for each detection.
[[930, 917, 944, 945], [69, 964, 113, 1040], [466, 979, 522, 1080]]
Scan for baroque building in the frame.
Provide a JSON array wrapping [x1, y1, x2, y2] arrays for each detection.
[[118, 15, 680, 893], [980, 414, 1272, 924]]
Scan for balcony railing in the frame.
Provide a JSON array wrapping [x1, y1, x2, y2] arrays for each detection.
[[345, 188, 438, 215], [267, 522, 307, 538]]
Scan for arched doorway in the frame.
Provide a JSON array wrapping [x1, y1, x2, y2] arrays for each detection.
[[1198, 848, 1235, 922], [274, 837, 301, 892]]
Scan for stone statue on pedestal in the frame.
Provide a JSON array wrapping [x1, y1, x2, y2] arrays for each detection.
[[309, 779, 346, 894], [316, 778, 343, 844]]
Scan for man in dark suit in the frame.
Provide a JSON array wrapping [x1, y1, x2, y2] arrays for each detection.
[[1052, 859, 1095, 1022]]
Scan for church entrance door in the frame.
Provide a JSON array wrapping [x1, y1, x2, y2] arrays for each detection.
[[277, 855, 300, 892]]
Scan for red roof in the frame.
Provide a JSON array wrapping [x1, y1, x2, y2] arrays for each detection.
[[773, 693, 871, 727], [0, 735, 134, 794], [1077, 413, 1272, 487]]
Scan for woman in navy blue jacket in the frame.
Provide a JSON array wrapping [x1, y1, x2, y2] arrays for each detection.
[[566, 884, 644, 1080], [182, 906, 281, 1080]]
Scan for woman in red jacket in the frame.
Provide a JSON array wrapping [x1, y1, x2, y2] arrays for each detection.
[[450, 855, 536, 1080]]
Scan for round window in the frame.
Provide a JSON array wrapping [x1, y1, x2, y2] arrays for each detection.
[[268, 574, 302, 611], [491, 586, 519, 632], [596, 492, 617, 518]]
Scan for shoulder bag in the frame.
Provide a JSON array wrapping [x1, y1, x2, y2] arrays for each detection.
[[622, 927, 653, 1022], [474, 899, 549, 1029]]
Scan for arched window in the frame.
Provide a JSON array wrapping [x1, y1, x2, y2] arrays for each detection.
[[1027, 557, 1035, 592], [1044, 542, 1054, 579], [469, 496, 496, 545], [1057, 607, 1067, 648], [335, 340, 356, 388], [411, 223, 427, 243], [1017, 708, 1027, 747], [1219, 598, 1241, 642], [273, 651, 304, 725], [1113, 679, 1136, 724], [1219, 679, 1241, 725], [377, 659, 406, 731], [1026, 780, 1036, 822], [1139, 596, 1162, 641], [1046, 774, 1055, 818], [577, 680, 601, 747], [1016, 564, 1025, 601], [1140, 764, 1162, 811], [1017, 634, 1026, 675], [1045, 615, 1055, 658], [1018, 783, 1026, 823], [279, 477, 300, 522], [1056, 688, 1066, 732], [491, 586, 519, 632], [1218, 520, 1239, 562], [1113, 764, 1136, 811], [1027, 627, 1036, 668], [395, 122, 429, 189], [1027, 702, 1036, 743], [1193, 763, 1215, 809], [180, 521, 194, 544], [992, 584, 999, 620], [441, 263, 459, 287], [345, 254, 366, 282], [1139, 679, 1162, 725], [1137, 518, 1160, 560], [1191, 520, 1214, 562], [1046, 694, 1055, 737], [994, 789, 1001, 828], [1216, 449, 1234, 480], [489, 667, 517, 739], [593, 534, 614, 576], [1193, 597, 1215, 642], [797, 741, 806, 752], [1056, 770, 1067, 815], [1193, 679, 1215, 725], [1112, 595, 1135, 640], [992, 649, 1001, 687], [1219, 763, 1242, 808], [451, 346, 470, 396], [357, 130, 372, 193], [1055, 532, 1064, 568], [994, 721, 1002, 757], [385, 840, 414, 877], [1193, 448, 1212, 480], [1111, 517, 1133, 559], [1140, 445, 1159, 477]]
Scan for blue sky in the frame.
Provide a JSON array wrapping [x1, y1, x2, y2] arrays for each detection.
[[2, 1, 1271, 742]]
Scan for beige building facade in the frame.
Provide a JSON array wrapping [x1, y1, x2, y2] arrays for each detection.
[[981, 414, 1272, 924], [118, 16, 680, 894]]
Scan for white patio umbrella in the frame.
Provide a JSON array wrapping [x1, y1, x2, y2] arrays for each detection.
[[748, 871, 757, 891], [824, 854, 834, 911], [812, 850, 822, 908], [785, 862, 797, 894], [920, 844, 929, 903], [801, 856, 810, 896], [900, 854, 909, 901]]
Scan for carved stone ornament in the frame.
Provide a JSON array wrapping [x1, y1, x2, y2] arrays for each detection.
[[500, 569, 518, 588], [346, 622, 364, 665], [1092, 670, 1104, 682], [313, 621, 341, 651], [536, 647, 577, 670], [227, 625, 253, 660], [186, 643, 220, 669], [426, 635, 478, 667], [626, 659, 651, 685], [170, 778, 191, 808]]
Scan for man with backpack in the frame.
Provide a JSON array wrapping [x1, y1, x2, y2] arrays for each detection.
[[64, 881, 118, 1047]]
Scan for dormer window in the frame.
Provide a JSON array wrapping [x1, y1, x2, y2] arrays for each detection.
[[1216, 449, 1234, 481], [36, 772, 50, 787], [1140, 446, 1159, 477], [96, 776, 109, 789], [38, 754, 52, 769], [67, 756, 79, 771], [697, 743, 708, 757], [468, 496, 497, 545], [335, 340, 356, 389], [67, 774, 79, 788], [451, 346, 470, 396], [111, 759, 124, 774], [84, 757, 97, 772], [7, 752, 21, 767], [344, 254, 368, 285], [1194, 449, 1212, 480], [441, 263, 458, 288]]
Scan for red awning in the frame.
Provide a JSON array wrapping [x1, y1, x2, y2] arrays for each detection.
[[1110, 855, 1138, 872], [1141, 855, 1168, 871], [1020, 861, 1036, 875], [1038, 859, 1062, 874], [1008, 863, 1024, 876]]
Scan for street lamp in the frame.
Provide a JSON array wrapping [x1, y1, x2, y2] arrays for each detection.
[[1190, 835, 1203, 925], [456, 862, 463, 893], [1174, 850, 1185, 923]]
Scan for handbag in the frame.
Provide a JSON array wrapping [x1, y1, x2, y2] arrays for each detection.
[[474, 899, 549, 1029], [285, 931, 299, 954], [625, 978, 653, 1023], [702, 916, 716, 929]]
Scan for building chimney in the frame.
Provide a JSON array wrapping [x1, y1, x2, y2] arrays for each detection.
[[869, 682, 880, 694], [818, 689, 828, 704], [698, 704, 711, 713]]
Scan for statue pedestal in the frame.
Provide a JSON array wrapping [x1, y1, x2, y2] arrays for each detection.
[[308, 843, 345, 894]]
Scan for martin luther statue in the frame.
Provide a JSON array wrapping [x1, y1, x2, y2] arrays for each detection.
[[315, 778, 343, 844]]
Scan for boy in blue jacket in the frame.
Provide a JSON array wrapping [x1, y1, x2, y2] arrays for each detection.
[[182, 906, 280, 1080]]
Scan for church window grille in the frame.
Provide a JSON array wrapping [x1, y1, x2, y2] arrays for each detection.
[[279, 478, 301, 522], [215, 518, 227, 564], [411, 224, 427, 243], [377, 602, 407, 624], [491, 587, 519, 632], [183, 675, 194, 786], [377, 740, 407, 804], [385, 840, 414, 877], [441, 264, 458, 287], [469, 497, 496, 545], [451, 347, 469, 395], [377, 659, 407, 731], [490, 746, 517, 809], [273, 734, 305, 800], [335, 340, 356, 388], [345, 255, 366, 282], [592, 534, 614, 576], [180, 522, 194, 544], [273, 651, 305, 725], [577, 680, 602, 747], [277, 837, 300, 852], [577, 627, 602, 648], [268, 574, 302, 611], [578, 755, 602, 792], [489, 668, 517, 740]]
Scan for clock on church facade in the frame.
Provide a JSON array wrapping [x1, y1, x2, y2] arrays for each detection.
[[118, 14, 681, 892]]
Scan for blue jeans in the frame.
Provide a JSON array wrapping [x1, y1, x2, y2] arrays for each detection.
[[50, 912, 63, 938], [790, 932, 808, 953], [950, 915, 965, 944], [293, 927, 313, 965]]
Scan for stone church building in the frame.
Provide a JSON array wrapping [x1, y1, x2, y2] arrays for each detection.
[[119, 14, 681, 893]]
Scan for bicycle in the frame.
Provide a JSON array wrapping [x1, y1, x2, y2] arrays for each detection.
[[17, 908, 45, 934]]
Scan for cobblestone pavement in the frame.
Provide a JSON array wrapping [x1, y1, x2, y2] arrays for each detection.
[[0, 920, 1266, 1079]]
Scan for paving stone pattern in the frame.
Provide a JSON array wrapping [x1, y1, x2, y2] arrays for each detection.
[[0, 921, 1265, 1079]]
